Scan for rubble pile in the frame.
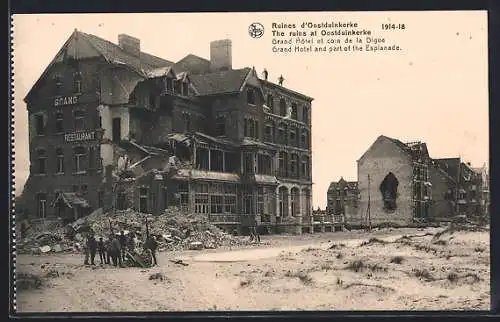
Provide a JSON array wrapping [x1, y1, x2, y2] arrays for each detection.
[[17, 207, 254, 255]]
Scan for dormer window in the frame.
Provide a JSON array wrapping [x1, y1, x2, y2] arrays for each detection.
[[247, 88, 256, 105], [74, 71, 82, 93], [182, 82, 189, 96], [165, 78, 173, 92], [174, 80, 182, 94]]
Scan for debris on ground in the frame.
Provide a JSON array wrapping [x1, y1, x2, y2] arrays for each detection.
[[170, 259, 189, 266], [17, 207, 254, 256]]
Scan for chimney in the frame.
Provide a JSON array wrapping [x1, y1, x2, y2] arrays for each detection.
[[210, 39, 232, 71], [118, 34, 141, 56]]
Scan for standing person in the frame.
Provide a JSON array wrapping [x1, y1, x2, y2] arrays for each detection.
[[127, 232, 136, 253], [105, 235, 113, 265], [112, 234, 123, 267], [97, 237, 106, 265], [145, 235, 158, 266], [119, 231, 127, 262], [83, 233, 90, 265], [88, 234, 98, 265]]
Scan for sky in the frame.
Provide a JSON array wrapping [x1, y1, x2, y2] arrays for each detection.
[[12, 11, 489, 209]]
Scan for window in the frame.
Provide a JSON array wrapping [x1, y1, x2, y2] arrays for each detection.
[[112, 118, 121, 143], [215, 116, 226, 136], [54, 74, 62, 94], [174, 80, 182, 94], [278, 126, 285, 145], [210, 195, 224, 213], [257, 187, 264, 214], [73, 146, 86, 173], [81, 185, 88, 195], [301, 129, 308, 148], [291, 103, 298, 119], [302, 106, 309, 124], [194, 183, 209, 214], [56, 148, 64, 174], [247, 88, 256, 105], [255, 120, 260, 139], [55, 111, 64, 133], [89, 146, 95, 169], [117, 191, 127, 210], [210, 150, 224, 172], [182, 82, 189, 96], [243, 152, 254, 174], [290, 154, 299, 178], [165, 78, 173, 92], [182, 113, 191, 132], [36, 193, 47, 218], [290, 128, 297, 146], [36, 149, 47, 174], [244, 119, 248, 137], [265, 123, 273, 142], [279, 99, 287, 116], [149, 93, 156, 109], [35, 114, 45, 136], [74, 71, 82, 93], [301, 156, 309, 178], [257, 154, 272, 175], [267, 94, 274, 109], [74, 110, 85, 130], [279, 151, 288, 177], [72, 185, 79, 192], [282, 124, 288, 145], [139, 187, 149, 213], [98, 190, 104, 208]]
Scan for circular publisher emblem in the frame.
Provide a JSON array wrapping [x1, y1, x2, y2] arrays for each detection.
[[249, 23, 264, 38]]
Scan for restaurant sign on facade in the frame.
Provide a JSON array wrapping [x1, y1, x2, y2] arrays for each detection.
[[64, 131, 96, 143], [54, 95, 79, 107]]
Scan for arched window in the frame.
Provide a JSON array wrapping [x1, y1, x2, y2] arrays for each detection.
[[380, 172, 399, 211]]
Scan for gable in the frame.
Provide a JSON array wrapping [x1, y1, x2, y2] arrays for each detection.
[[358, 135, 411, 163], [242, 68, 265, 99], [174, 54, 211, 75]]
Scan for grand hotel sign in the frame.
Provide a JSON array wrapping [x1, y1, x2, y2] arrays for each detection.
[[54, 95, 79, 107]]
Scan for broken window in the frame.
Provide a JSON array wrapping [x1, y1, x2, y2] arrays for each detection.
[[210, 194, 224, 214], [55, 148, 64, 174], [196, 148, 209, 170], [55, 111, 64, 133], [224, 184, 237, 213], [182, 82, 189, 96], [215, 116, 226, 136], [257, 187, 264, 214], [282, 124, 288, 145], [177, 183, 189, 211], [210, 149, 224, 172], [36, 149, 47, 174], [380, 172, 399, 212], [35, 114, 45, 136], [248, 119, 255, 138], [36, 193, 47, 218], [291, 103, 298, 120], [290, 128, 297, 146], [89, 146, 95, 169], [74, 110, 85, 130], [112, 117, 121, 143], [279, 99, 287, 116], [165, 78, 173, 92], [174, 80, 182, 94], [264, 121, 274, 142], [255, 120, 260, 139], [247, 88, 256, 105], [291, 188, 300, 216]]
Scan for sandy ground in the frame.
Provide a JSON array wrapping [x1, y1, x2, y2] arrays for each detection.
[[15, 227, 490, 312]]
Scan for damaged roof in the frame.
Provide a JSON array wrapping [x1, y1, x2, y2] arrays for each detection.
[[174, 54, 212, 75], [328, 178, 358, 192], [53, 192, 90, 208], [190, 68, 252, 96]]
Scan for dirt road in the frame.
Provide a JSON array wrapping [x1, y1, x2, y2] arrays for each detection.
[[15, 227, 490, 312]]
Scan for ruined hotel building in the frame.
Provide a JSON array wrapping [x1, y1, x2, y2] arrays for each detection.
[[330, 135, 489, 228], [19, 30, 314, 234]]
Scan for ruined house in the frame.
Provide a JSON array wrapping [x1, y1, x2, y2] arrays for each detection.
[[355, 135, 432, 227], [21, 30, 313, 234], [352, 135, 488, 227], [326, 177, 358, 230]]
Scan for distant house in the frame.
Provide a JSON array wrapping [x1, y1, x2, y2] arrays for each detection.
[[326, 177, 358, 224]]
